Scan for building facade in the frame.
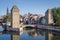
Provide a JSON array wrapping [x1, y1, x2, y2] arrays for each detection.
[[45, 9, 54, 25], [11, 5, 20, 28]]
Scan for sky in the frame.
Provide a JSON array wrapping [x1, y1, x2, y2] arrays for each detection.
[[0, 0, 60, 16]]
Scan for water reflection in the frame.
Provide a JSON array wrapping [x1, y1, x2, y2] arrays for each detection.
[[20, 29, 45, 40], [28, 29, 44, 37], [53, 34, 60, 40], [0, 30, 20, 40], [11, 34, 20, 40], [0, 28, 60, 40], [0, 34, 11, 40]]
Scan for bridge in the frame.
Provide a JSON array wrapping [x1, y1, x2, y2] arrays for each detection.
[[21, 24, 35, 27], [20, 24, 60, 33], [35, 25, 60, 33], [0, 21, 60, 34]]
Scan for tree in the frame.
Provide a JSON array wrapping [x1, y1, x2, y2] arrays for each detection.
[[52, 7, 60, 24], [4, 15, 8, 23], [56, 16, 60, 26]]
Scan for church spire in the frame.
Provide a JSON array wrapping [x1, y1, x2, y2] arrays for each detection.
[[6, 7, 9, 15]]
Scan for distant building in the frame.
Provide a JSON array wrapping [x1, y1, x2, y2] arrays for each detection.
[[20, 16, 24, 24], [45, 9, 54, 25], [0, 16, 3, 20], [31, 15, 38, 24], [23, 13, 32, 24], [0, 16, 4, 22], [39, 17, 45, 25], [0, 16, 4, 25]]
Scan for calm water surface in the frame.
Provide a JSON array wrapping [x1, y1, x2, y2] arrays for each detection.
[[0, 27, 60, 40]]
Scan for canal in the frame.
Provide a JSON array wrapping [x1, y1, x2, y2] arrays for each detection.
[[0, 27, 60, 40]]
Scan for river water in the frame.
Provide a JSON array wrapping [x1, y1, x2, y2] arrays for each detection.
[[0, 27, 60, 40]]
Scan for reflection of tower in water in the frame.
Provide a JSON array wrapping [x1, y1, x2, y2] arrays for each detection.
[[0, 31, 20, 40], [11, 34, 20, 40], [11, 31, 20, 40]]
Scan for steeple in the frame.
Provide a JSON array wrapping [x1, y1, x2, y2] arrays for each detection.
[[6, 7, 9, 15]]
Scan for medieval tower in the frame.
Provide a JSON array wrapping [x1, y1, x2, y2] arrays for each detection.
[[45, 9, 54, 25], [11, 5, 20, 28]]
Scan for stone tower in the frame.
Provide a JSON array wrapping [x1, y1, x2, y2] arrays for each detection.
[[11, 5, 20, 28], [45, 9, 54, 25]]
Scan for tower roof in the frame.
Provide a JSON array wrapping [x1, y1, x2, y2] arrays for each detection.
[[12, 5, 19, 10], [11, 5, 19, 12]]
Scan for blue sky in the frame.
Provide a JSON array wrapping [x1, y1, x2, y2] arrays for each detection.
[[0, 0, 60, 15]]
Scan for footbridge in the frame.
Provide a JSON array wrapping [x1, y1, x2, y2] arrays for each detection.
[[20, 24, 60, 33], [21, 24, 35, 28]]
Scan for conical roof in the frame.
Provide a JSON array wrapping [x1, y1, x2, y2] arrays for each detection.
[[12, 5, 19, 10]]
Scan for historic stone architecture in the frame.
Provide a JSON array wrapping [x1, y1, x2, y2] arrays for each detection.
[[6, 8, 11, 23], [11, 5, 20, 28], [45, 9, 54, 25]]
